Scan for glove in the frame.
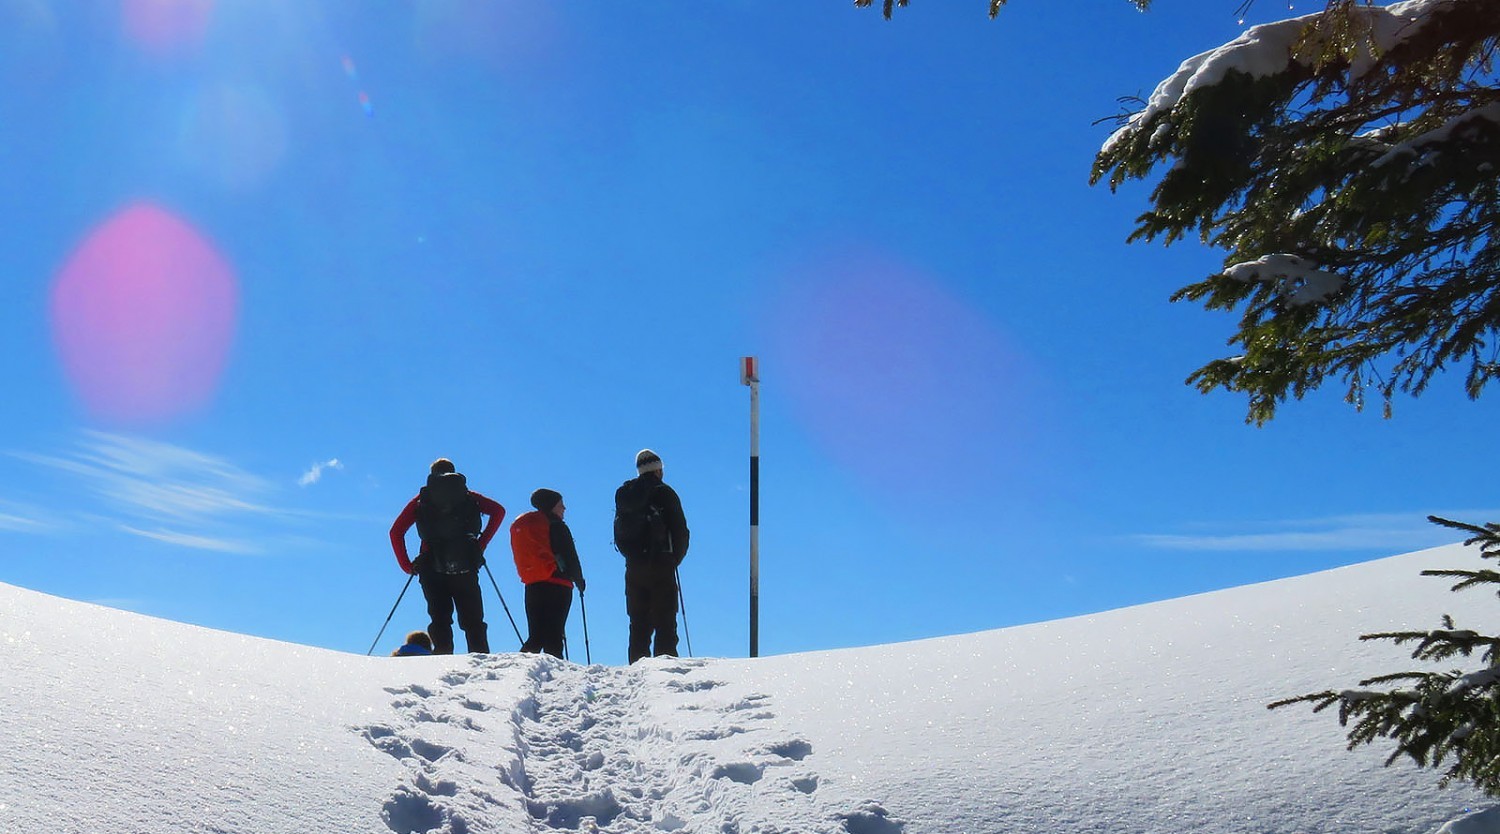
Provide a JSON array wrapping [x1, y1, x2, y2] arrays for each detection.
[[409, 555, 425, 575], [574, 576, 586, 593]]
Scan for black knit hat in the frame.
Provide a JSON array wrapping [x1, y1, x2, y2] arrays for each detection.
[[530, 488, 563, 513]]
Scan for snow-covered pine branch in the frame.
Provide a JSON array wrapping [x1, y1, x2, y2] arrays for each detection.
[[1092, 0, 1500, 424]]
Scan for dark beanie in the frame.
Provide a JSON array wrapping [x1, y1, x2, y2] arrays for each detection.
[[530, 488, 563, 513]]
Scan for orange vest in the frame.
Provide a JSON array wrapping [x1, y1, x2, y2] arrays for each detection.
[[510, 510, 556, 584]]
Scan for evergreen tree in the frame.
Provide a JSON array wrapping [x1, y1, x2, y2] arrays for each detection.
[[1092, 0, 1500, 425], [1091, 0, 1500, 794], [858, 0, 1500, 793], [863, 0, 1498, 424], [1269, 517, 1500, 795]]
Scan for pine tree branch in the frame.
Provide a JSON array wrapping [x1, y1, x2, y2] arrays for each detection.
[[1093, 3, 1500, 422], [1268, 515, 1500, 795]]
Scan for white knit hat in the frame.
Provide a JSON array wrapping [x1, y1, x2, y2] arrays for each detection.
[[635, 448, 663, 475]]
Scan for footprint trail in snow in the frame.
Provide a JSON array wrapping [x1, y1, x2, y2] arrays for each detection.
[[359, 654, 903, 834]]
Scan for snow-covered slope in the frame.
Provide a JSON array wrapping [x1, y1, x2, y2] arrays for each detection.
[[3, 543, 1497, 833]]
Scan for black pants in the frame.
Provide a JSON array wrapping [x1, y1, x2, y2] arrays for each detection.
[[420, 570, 488, 654], [521, 582, 573, 658], [625, 558, 678, 663]]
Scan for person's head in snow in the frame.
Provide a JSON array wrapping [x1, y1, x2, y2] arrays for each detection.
[[387, 459, 508, 655], [392, 630, 434, 656], [614, 448, 691, 663], [510, 487, 585, 659]]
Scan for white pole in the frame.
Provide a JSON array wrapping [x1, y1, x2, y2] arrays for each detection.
[[741, 357, 760, 658]]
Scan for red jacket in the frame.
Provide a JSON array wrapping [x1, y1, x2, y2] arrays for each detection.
[[389, 490, 506, 574]]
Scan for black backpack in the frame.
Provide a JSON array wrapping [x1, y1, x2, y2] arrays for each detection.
[[416, 472, 482, 574], [613, 477, 666, 559]]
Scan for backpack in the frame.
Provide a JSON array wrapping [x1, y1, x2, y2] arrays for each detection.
[[613, 477, 666, 558], [415, 472, 482, 574], [510, 510, 557, 584]]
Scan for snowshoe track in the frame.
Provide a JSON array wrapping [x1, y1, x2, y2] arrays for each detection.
[[359, 654, 903, 833]]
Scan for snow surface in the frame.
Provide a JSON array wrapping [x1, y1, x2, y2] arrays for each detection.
[[4, 543, 1500, 833]]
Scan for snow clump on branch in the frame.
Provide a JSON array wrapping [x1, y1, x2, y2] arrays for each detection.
[[1223, 254, 1346, 305]]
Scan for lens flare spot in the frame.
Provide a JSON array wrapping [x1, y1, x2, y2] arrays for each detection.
[[413, 0, 562, 73], [766, 248, 1037, 506], [177, 83, 288, 191], [50, 203, 238, 424], [120, 0, 214, 56]]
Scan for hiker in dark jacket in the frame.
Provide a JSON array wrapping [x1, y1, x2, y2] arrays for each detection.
[[510, 488, 585, 658], [614, 448, 689, 663], [392, 630, 434, 657], [389, 458, 506, 655]]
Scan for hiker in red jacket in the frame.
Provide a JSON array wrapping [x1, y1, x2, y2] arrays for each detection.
[[389, 458, 506, 654], [510, 488, 585, 658]]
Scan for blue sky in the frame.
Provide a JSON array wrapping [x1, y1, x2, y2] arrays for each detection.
[[0, 0, 1493, 663]]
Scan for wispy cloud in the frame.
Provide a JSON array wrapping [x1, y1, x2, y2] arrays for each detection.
[[15, 431, 275, 520], [1132, 510, 1500, 553], [11, 431, 282, 554], [0, 511, 49, 534], [120, 525, 262, 555], [0, 499, 58, 535], [298, 458, 344, 486]]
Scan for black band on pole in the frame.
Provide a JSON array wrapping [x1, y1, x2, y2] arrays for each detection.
[[750, 452, 760, 658], [750, 456, 760, 525]]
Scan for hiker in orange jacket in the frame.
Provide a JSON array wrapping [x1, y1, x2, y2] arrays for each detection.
[[510, 488, 585, 658]]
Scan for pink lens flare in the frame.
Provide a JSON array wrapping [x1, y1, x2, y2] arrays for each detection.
[[413, 0, 562, 73], [50, 202, 239, 424], [767, 248, 1037, 502], [120, 0, 214, 56]]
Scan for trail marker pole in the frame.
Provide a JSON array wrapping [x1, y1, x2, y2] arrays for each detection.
[[740, 356, 760, 658]]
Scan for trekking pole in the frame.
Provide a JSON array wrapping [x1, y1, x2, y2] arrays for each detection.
[[367, 574, 415, 656], [676, 567, 693, 658], [482, 564, 525, 647], [579, 590, 592, 665]]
